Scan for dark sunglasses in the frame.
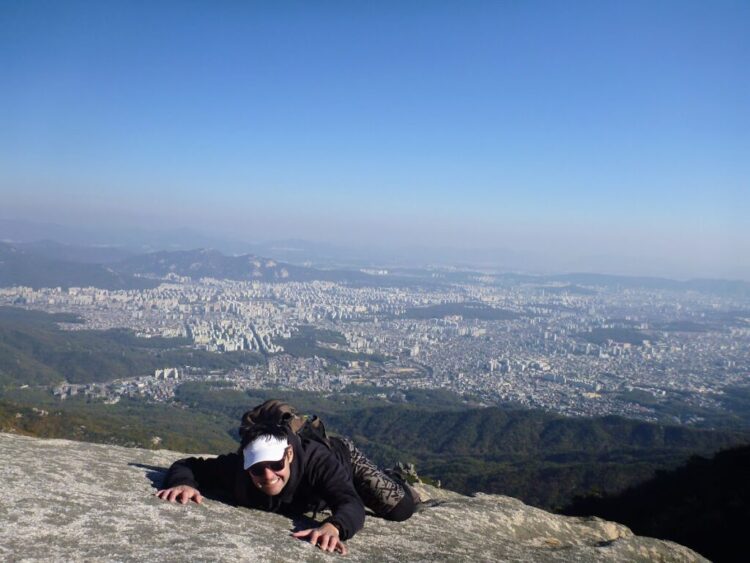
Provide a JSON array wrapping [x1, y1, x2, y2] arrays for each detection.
[[248, 451, 288, 477]]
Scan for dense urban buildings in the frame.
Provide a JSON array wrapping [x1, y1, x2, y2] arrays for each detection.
[[1, 276, 747, 424]]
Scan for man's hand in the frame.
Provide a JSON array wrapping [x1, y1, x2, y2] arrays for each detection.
[[155, 485, 203, 505], [292, 522, 348, 555]]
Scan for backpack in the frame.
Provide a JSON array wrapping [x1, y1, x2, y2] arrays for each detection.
[[239, 399, 331, 448]]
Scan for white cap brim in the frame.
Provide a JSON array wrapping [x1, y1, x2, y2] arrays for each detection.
[[243, 435, 289, 470]]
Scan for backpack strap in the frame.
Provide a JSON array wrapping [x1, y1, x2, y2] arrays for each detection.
[[298, 415, 332, 449]]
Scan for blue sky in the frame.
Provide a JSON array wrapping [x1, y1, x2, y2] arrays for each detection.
[[1, 1, 748, 278]]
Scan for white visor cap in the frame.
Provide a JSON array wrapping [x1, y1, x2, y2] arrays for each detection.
[[243, 435, 289, 470]]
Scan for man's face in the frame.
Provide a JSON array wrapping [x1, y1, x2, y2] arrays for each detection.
[[248, 446, 293, 496]]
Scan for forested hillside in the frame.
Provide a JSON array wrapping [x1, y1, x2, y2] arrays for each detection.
[[325, 405, 749, 508], [564, 444, 750, 562]]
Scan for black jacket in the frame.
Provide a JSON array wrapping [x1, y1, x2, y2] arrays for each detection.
[[163, 434, 365, 541]]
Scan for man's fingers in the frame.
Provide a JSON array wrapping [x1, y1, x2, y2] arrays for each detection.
[[154, 486, 201, 505], [292, 528, 346, 555]]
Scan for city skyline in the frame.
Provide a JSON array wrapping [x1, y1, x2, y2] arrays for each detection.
[[2, 1, 748, 279]]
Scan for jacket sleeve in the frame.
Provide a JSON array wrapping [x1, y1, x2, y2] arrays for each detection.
[[305, 447, 365, 541], [162, 453, 240, 497]]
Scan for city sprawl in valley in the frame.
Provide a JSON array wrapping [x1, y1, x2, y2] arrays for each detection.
[[2, 272, 748, 425]]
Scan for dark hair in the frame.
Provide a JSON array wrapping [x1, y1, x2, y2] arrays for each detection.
[[238, 422, 290, 452]]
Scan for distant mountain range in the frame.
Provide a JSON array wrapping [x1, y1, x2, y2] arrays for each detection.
[[3, 217, 749, 281], [0, 243, 382, 289], [114, 248, 381, 284], [1, 239, 749, 298], [0, 218, 524, 269]]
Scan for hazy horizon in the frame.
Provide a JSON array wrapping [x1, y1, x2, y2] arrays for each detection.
[[2, 2, 748, 280]]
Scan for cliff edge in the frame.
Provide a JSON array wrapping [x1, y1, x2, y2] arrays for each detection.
[[0, 433, 706, 562]]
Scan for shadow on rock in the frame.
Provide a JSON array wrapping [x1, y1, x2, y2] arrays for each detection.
[[129, 463, 167, 489], [291, 514, 327, 534]]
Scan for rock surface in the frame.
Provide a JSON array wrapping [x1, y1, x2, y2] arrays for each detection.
[[1, 433, 706, 562]]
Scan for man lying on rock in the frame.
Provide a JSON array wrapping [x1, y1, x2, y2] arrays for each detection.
[[157, 401, 417, 555]]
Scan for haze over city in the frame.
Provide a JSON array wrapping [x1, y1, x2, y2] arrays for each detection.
[[1, 1, 748, 279]]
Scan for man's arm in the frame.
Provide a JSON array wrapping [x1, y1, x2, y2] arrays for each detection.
[[156, 453, 240, 503], [304, 445, 366, 542]]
